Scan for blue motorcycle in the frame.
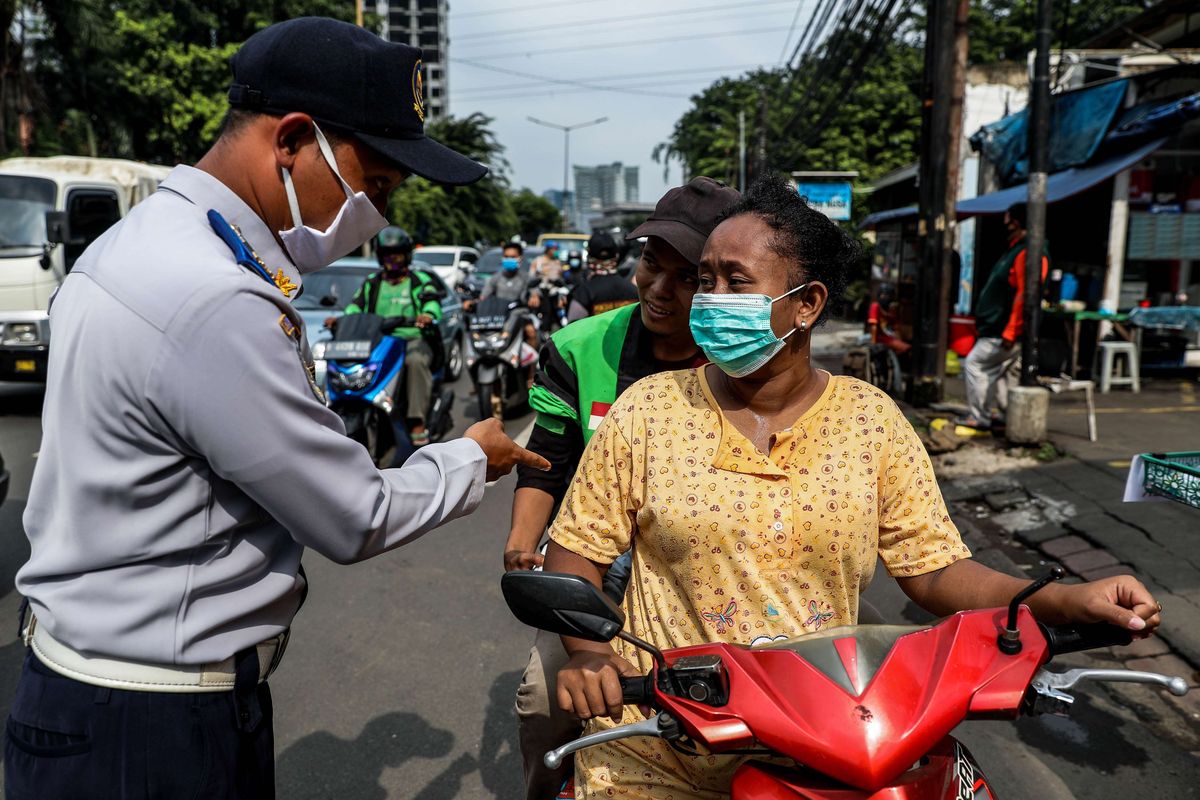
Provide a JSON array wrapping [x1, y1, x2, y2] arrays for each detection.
[[325, 312, 455, 467]]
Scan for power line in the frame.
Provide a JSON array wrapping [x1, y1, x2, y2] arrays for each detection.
[[455, 76, 740, 102], [454, 63, 765, 97], [778, 0, 810, 65], [454, 0, 801, 41], [453, 0, 611, 20], [451, 58, 691, 99], [462, 26, 792, 61]]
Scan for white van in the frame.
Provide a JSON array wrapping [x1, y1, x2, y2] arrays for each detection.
[[0, 156, 170, 382]]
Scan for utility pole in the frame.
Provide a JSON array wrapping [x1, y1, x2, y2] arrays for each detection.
[[756, 86, 768, 181], [911, 0, 968, 405], [738, 110, 747, 193], [527, 116, 608, 230], [355, 0, 363, 27], [1021, 0, 1052, 387]]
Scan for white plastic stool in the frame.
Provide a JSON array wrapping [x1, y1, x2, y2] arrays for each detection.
[[1097, 340, 1140, 393]]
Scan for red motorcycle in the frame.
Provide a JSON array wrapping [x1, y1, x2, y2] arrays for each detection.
[[502, 567, 1189, 799]]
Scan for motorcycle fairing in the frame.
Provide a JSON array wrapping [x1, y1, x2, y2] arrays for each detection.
[[655, 608, 1045, 792], [729, 738, 995, 799]]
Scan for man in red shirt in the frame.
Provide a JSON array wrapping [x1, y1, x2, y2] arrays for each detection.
[[959, 203, 1048, 430]]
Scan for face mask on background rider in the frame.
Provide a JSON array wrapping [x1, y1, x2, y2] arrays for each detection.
[[501, 257, 520, 274], [381, 252, 410, 279], [689, 283, 809, 378], [279, 122, 389, 273]]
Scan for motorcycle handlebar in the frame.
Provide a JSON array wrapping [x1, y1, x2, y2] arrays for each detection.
[[1041, 622, 1133, 656], [380, 316, 416, 333], [620, 675, 654, 706]]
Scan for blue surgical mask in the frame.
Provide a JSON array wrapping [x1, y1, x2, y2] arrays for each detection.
[[689, 283, 808, 378], [502, 257, 520, 273]]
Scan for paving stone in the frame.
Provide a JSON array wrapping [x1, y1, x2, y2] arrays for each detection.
[[940, 482, 980, 503], [1041, 535, 1092, 559], [1015, 523, 1069, 546], [1126, 654, 1200, 724], [1080, 563, 1134, 581], [985, 489, 1028, 511], [1117, 635, 1171, 659], [1061, 548, 1120, 575], [991, 507, 1046, 533]]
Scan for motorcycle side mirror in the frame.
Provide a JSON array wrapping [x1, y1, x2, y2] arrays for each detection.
[[319, 294, 339, 307], [501, 571, 624, 643], [45, 211, 69, 245]]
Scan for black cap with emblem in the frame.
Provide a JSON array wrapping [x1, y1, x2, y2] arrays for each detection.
[[228, 17, 487, 186]]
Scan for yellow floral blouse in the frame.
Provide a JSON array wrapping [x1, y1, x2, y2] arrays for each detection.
[[549, 368, 970, 799]]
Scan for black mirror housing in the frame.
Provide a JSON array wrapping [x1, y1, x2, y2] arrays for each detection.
[[45, 211, 68, 245], [501, 571, 625, 643]]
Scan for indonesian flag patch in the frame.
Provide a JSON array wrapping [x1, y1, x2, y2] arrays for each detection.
[[587, 401, 613, 431]]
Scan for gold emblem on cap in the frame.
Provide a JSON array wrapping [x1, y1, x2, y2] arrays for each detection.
[[412, 59, 426, 123]]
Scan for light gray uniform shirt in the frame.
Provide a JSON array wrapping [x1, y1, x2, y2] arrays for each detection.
[[17, 166, 487, 665]]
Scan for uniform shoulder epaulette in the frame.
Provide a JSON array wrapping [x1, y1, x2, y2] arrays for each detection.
[[207, 209, 298, 297]]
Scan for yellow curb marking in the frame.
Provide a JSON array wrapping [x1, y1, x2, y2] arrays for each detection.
[[1060, 405, 1200, 415]]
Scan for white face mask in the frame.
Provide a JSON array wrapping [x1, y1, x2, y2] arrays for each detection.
[[278, 123, 389, 273]]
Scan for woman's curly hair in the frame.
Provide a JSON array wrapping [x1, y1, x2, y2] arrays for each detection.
[[719, 173, 860, 323]]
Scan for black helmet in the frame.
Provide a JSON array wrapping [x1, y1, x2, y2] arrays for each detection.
[[376, 226, 413, 256]]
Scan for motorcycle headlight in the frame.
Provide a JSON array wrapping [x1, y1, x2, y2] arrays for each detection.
[[1, 322, 41, 346], [329, 363, 377, 391]]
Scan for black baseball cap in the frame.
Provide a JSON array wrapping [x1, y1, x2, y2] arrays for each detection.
[[228, 17, 487, 186], [587, 232, 620, 260], [627, 177, 741, 266]]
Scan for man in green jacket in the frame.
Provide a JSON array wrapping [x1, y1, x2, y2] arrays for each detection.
[[336, 226, 442, 445], [507, 177, 740, 799]]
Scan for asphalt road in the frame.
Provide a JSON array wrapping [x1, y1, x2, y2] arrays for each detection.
[[0, 377, 1195, 799]]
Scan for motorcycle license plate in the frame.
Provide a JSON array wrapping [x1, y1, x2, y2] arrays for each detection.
[[325, 340, 373, 360], [470, 315, 507, 331]]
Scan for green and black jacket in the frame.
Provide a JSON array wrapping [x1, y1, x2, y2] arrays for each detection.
[[516, 303, 702, 501]]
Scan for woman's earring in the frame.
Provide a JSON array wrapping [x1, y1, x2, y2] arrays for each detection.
[[799, 321, 808, 332]]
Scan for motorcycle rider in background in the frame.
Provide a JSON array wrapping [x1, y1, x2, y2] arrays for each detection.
[[329, 226, 441, 446], [565, 232, 639, 323]]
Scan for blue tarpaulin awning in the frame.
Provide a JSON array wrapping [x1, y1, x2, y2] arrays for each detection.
[[969, 79, 1130, 186], [860, 136, 1166, 228], [955, 136, 1166, 217]]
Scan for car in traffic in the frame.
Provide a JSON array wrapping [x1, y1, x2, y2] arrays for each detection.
[[411, 245, 480, 289], [0, 446, 8, 508], [460, 246, 532, 299], [296, 257, 467, 390]]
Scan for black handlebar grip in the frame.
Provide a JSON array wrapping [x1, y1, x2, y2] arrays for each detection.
[[619, 675, 653, 705], [1042, 622, 1133, 656]]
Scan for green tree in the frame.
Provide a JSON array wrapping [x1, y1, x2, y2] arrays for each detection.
[[511, 188, 561, 243], [7, 0, 353, 160]]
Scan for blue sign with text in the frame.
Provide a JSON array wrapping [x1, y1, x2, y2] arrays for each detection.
[[796, 182, 852, 221]]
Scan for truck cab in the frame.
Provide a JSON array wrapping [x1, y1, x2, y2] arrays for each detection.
[[0, 157, 169, 382]]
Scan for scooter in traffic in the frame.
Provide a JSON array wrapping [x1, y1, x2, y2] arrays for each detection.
[[502, 566, 1190, 799], [325, 313, 454, 467], [465, 295, 539, 420]]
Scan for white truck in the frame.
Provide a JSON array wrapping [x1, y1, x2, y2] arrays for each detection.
[[0, 156, 171, 382]]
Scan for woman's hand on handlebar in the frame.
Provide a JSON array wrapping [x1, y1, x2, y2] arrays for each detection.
[[1055, 574, 1162, 637], [557, 650, 644, 722]]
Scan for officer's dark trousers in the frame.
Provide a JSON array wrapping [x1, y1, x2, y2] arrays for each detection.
[[4, 651, 274, 799]]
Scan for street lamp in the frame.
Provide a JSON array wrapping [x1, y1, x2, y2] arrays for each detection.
[[527, 116, 608, 231]]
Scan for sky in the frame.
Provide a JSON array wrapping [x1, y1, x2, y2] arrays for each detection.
[[446, 0, 814, 205]]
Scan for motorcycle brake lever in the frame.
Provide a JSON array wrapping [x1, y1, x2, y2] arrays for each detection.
[[543, 714, 669, 770], [1034, 667, 1189, 696]]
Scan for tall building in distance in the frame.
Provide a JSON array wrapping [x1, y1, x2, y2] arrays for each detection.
[[572, 163, 639, 231], [377, 0, 449, 121], [541, 189, 576, 230]]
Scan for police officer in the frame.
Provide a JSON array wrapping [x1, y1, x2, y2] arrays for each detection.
[[5, 18, 547, 799]]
